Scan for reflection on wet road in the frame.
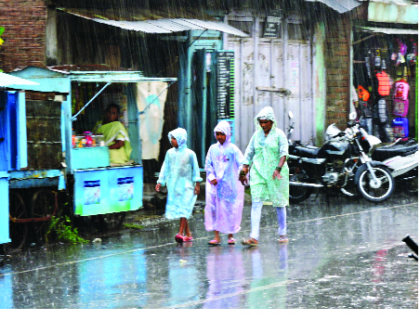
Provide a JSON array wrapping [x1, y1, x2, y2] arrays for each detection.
[[0, 195, 418, 309]]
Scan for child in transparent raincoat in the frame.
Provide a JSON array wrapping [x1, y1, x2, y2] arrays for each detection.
[[155, 128, 202, 243], [204, 120, 245, 245]]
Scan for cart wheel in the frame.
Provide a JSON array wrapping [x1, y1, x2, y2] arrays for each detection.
[[100, 212, 126, 231], [4, 192, 28, 253], [31, 189, 57, 244]]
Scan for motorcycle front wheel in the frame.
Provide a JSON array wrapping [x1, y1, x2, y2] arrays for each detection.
[[289, 166, 313, 204], [357, 166, 395, 203]]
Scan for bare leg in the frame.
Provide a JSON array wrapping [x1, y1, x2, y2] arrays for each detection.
[[184, 219, 192, 238], [178, 218, 187, 236], [214, 231, 220, 242], [228, 233, 233, 240]]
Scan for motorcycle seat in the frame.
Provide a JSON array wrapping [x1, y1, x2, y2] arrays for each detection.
[[371, 142, 418, 161], [290, 145, 320, 158]]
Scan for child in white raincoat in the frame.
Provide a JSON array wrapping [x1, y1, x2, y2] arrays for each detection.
[[204, 120, 245, 245], [156, 128, 202, 243]]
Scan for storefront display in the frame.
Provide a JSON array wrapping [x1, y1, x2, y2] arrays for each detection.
[[353, 26, 417, 142]]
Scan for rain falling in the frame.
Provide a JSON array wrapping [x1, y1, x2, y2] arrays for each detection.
[[0, 0, 418, 309]]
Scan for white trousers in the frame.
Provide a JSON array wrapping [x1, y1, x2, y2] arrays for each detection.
[[250, 202, 287, 240]]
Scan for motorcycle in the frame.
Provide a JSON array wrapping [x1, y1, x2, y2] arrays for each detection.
[[369, 138, 418, 195], [338, 120, 418, 197], [287, 112, 396, 203]]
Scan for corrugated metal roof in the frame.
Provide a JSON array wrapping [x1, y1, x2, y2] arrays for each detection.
[[0, 72, 40, 88], [358, 26, 419, 34], [305, 0, 362, 13], [58, 8, 249, 37]]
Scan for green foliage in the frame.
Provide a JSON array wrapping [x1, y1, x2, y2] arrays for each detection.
[[0, 26, 4, 45], [46, 204, 88, 244], [123, 223, 144, 230]]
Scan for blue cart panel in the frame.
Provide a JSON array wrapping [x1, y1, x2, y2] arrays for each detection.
[[74, 165, 143, 216], [0, 172, 11, 244]]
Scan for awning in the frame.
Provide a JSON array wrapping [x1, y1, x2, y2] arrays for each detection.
[[68, 71, 176, 83], [357, 26, 418, 35], [368, 0, 418, 24], [0, 72, 40, 88], [305, 0, 362, 14], [58, 8, 249, 37]]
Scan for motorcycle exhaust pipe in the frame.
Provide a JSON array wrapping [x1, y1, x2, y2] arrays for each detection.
[[402, 235, 418, 255], [289, 182, 324, 188]]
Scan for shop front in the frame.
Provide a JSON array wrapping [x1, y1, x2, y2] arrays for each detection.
[[352, 1, 418, 142]]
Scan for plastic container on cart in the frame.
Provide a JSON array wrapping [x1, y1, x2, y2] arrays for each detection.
[[83, 131, 93, 147], [93, 134, 105, 147], [392, 117, 409, 138]]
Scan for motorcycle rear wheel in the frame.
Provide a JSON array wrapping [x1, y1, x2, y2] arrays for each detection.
[[289, 166, 313, 204], [357, 166, 395, 203]]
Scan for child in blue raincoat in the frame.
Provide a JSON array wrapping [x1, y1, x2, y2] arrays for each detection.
[[155, 128, 202, 243]]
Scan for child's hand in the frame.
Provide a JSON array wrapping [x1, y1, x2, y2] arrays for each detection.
[[239, 176, 248, 186], [210, 179, 218, 186], [155, 183, 161, 192], [194, 182, 200, 195]]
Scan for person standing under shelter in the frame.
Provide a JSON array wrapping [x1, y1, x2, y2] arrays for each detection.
[[239, 106, 289, 246], [204, 120, 245, 245], [155, 128, 202, 243], [94, 103, 132, 165]]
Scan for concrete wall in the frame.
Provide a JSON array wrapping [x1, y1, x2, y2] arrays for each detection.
[[0, 0, 48, 72]]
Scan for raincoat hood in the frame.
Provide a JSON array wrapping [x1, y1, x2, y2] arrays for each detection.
[[168, 128, 187, 150], [214, 120, 231, 145], [255, 106, 277, 130]]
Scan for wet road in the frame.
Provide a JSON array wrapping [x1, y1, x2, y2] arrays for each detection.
[[0, 193, 418, 309]]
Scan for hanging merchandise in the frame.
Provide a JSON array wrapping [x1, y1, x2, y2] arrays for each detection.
[[374, 49, 381, 70], [393, 98, 409, 117], [378, 99, 389, 124], [406, 39, 417, 66], [395, 38, 407, 66], [380, 48, 388, 70], [358, 85, 370, 102], [393, 79, 410, 100], [360, 101, 373, 118], [375, 70, 392, 97], [392, 117, 409, 138], [365, 55, 372, 79]]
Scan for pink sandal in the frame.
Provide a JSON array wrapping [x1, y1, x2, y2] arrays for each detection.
[[228, 238, 236, 245], [184, 236, 193, 242], [208, 239, 221, 246], [175, 234, 184, 243]]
